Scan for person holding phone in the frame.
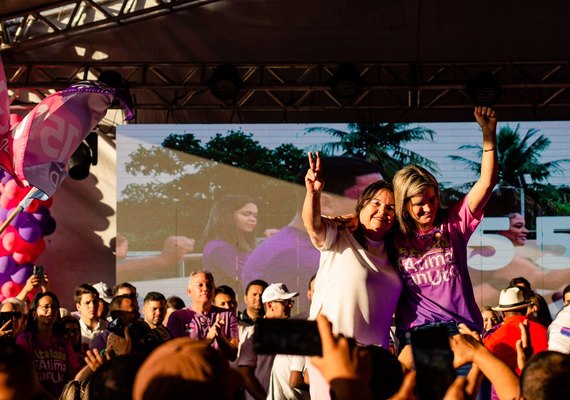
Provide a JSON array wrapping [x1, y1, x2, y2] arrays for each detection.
[[15, 266, 49, 303], [0, 298, 27, 339], [392, 106, 498, 369], [15, 291, 81, 398], [303, 152, 402, 399]]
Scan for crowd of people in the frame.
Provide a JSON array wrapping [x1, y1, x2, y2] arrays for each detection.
[[1, 106, 569, 400]]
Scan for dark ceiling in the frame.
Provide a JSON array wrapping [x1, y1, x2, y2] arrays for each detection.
[[2, 0, 570, 124]]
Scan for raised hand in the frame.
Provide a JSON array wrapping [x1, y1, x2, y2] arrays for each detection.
[[305, 152, 325, 193], [0, 320, 13, 337], [206, 314, 224, 340], [161, 236, 195, 263], [516, 319, 533, 371], [474, 106, 497, 134], [106, 327, 132, 356], [310, 314, 370, 382]]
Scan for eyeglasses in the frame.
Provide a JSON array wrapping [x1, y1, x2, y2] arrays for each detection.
[[37, 304, 58, 311]]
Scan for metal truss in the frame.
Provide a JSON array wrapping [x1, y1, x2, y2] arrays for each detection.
[[0, 0, 220, 52], [5, 61, 570, 123]]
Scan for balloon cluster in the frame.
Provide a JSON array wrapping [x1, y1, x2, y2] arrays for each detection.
[[0, 171, 55, 301]]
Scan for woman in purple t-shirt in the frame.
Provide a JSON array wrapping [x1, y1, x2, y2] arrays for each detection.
[[16, 291, 81, 398], [392, 106, 498, 368]]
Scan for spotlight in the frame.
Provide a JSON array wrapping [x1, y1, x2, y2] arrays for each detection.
[[68, 132, 98, 180], [466, 71, 503, 106], [208, 64, 242, 101], [328, 63, 364, 99]]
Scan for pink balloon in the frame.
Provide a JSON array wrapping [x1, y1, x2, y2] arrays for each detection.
[[10, 265, 31, 285], [26, 199, 40, 213], [12, 252, 28, 264], [1, 281, 21, 298], [2, 179, 28, 201], [2, 232, 16, 252], [40, 198, 54, 208], [9, 113, 23, 128], [0, 194, 19, 210]]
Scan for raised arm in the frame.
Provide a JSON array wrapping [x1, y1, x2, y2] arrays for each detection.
[[302, 152, 327, 248], [467, 106, 498, 215]]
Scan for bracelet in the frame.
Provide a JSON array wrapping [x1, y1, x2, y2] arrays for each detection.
[[483, 146, 496, 152]]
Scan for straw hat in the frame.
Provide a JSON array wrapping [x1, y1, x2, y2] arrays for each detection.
[[492, 286, 531, 312]]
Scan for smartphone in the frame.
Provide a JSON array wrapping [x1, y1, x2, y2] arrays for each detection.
[[253, 318, 322, 356], [32, 265, 45, 282], [407, 326, 456, 400], [0, 312, 13, 330]]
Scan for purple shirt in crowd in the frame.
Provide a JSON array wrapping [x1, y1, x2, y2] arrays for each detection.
[[202, 239, 251, 289], [394, 196, 484, 332], [167, 306, 239, 348]]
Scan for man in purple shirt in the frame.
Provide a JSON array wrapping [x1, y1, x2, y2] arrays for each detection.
[[167, 271, 239, 361]]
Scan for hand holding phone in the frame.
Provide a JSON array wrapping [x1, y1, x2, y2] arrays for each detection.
[[32, 265, 45, 283], [407, 326, 456, 400], [0, 312, 14, 334], [253, 318, 322, 356]]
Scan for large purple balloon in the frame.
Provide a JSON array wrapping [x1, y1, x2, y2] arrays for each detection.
[[0, 273, 10, 287], [19, 220, 42, 243], [8, 208, 27, 228], [40, 217, 56, 236], [10, 264, 31, 285], [31, 206, 50, 224], [0, 256, 15, 275]]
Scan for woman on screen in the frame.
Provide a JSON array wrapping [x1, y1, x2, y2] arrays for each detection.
[[202, 194, 259, 293]]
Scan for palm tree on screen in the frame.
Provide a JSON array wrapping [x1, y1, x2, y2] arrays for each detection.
[[449, 124, 570, 218], [306, 122, 438, 179]]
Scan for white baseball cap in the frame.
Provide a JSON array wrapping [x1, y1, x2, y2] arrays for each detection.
[[261, 283, 299, 304], [92, 282, 113, 303]]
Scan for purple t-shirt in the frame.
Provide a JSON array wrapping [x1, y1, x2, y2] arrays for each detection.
[[16, 332, 81, 398], [202, 239, 251, 290], [241, 226, 320, 313], [167, 306, 238, 348], [394, 196, 484, 332]]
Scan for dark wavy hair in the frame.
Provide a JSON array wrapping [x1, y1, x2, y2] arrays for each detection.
[[203, 194, 258, 251], [26, 291, 62, 334], [352, 180, 398, 266]]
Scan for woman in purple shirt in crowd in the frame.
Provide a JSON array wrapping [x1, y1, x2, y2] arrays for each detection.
[[392, 106, 498, 369], [202, 194, 258, 293]]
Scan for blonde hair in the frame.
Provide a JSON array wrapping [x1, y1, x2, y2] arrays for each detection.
[[393, 165, 440, 235]]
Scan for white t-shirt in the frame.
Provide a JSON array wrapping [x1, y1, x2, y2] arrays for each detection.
[[267, 354, 309, 400], [79, 318, 108, 347], [309, 219, 402, 348], [548, 304, 570, 354]]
